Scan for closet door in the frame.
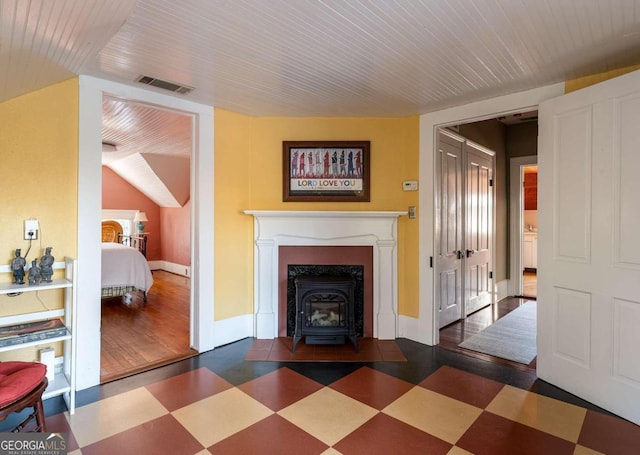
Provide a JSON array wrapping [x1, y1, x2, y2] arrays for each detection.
[[436, 131, 464, 328], [464, 143, 494, 316]]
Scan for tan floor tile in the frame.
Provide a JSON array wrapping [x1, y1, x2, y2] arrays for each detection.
[[66, 387, 168, 448], [486, 385, 586, 442], [278, 387, 378, 446], [382, 386, 482, 444], [68, 450, 81, 455], [321, 448, 343, 455], [573, 445, 605, 455], [172, 387, 273, 447], [447, 447, 474, 455]]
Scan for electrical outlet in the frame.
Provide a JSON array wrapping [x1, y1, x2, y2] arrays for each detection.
[[24, 219, 39, 240]]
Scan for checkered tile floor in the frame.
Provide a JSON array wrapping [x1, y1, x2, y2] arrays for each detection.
[[15, 339, 640, 454]]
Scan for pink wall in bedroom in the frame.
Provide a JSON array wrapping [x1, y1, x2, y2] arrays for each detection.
[[102, 166, 161, 260], [160, 200, 191, 267]]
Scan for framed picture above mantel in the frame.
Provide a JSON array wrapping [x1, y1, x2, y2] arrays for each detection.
[[283, 141, 370, 202]]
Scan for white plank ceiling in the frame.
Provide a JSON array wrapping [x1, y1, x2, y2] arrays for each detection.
[[2, 0, 640, 205]]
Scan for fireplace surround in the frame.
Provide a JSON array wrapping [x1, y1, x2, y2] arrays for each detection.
[[244, 210, 406, 340]]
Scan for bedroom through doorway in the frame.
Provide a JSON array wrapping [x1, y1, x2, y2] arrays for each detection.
[[100, 96, 195, 383]]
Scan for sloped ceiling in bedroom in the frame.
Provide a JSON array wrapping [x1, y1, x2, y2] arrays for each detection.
[[141, 154, 190, 207], [101, 97, 192, 208]]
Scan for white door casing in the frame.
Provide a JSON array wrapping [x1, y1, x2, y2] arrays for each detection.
[[419, 83, 564, 346], [77, 76, 215, 390], [538, 69, 640, 425]]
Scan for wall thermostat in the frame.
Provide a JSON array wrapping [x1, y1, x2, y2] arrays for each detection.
[[403, 180, 418, 191]]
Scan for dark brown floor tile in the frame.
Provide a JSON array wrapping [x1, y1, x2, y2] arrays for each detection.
[[578, 409, 640, 455], [330, 366, 414, 409], [249, 339, 274, 350], [208, 414, 328, 454], [244, 339, 273, 360], [145, 367, 233, 411], [237, 367, 324, 411], [46, 413, 79, 452], [80, 414, 203, 455], [334, 413, 452, 455], [376, 339, 402, 352], [419, 365, 505, 409], [457, 412, 576, 455]]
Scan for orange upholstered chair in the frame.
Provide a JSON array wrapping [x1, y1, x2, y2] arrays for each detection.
[[0, 361, 48, 432]]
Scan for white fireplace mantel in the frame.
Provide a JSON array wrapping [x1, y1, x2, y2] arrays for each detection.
[[244, 210, 406, 340]]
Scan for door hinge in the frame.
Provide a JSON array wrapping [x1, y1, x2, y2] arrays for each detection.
[[430, 256, 433, 268], [489, 271, 493, 279], [489, 178, 494, 187]]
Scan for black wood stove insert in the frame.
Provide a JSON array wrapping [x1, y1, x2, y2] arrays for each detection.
[[292, 275, 358, 353]]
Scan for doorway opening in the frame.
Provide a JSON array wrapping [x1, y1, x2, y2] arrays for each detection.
[[77, 75, 215, 391], [437, 112, 538, 370], [99, 96, 196, 382], [522, 165, 538, 299]]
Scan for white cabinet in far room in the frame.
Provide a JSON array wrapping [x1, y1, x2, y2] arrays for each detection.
[[523, 232, 537, 270]]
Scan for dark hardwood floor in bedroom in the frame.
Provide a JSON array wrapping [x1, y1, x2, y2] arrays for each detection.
[[100, 270, 197, 383]]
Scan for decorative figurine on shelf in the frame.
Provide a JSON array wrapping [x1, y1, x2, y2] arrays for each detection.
[[10, 249, 26, 284], [40, 247, 54, 283], [28, 259, 41, 285]]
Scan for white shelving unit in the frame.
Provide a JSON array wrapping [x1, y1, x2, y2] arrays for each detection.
[[0, 257, 76, 414]]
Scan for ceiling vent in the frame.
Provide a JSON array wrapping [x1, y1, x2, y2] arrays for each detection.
[[136, 75, 194, 95]]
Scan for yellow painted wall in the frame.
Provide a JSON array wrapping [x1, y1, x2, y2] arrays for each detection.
[[565, 64, 640, 93], [214, 109, 420, 320], [0, 79, 78, 257], [0, 78, 78, 359]]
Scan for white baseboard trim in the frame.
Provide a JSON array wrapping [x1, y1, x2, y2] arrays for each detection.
[[495, 279, 509, 302], [213, 314, 253, 347], [398, 315, 434, 346], [149, 260, 190, 277]]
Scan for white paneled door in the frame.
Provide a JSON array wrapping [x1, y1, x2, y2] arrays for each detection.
[[437, 130, 494, 328], [464, 143, 494, 316], [436, 132, 464, 328], [538, 70, 640, 425]]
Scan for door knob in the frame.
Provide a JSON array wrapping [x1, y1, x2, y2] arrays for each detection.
[[466, 249, 475, 257], [457, 250, 464, 260]]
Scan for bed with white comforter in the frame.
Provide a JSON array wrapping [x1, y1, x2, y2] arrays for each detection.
[[101, 242, 153, 299]]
